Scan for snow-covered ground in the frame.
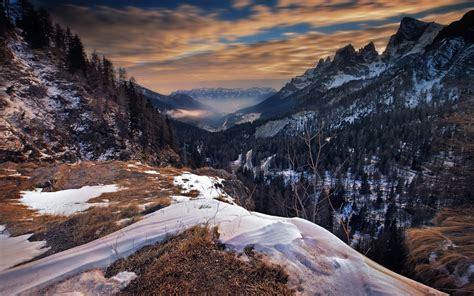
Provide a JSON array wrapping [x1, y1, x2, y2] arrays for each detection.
[[235, 112, 261, 125], [0, 225, 49, 272], [0, 180, 443, 295], [20, 185, 120, 216], [254, 111, 317, 138], [172, 172, 234, 204]]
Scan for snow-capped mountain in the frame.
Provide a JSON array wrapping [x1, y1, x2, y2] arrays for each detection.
[[172, 87, 276, 100], [228, 12, 473, 131], [138, 86, 213, 113], [172, 87, 276, 115]]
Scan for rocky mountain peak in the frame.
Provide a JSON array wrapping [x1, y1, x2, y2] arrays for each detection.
[[432, 10, 474, 44], [359, 42, 378, 59], [316, 57, 331, 69], [383, 17, 438, 59], [395, 17, 430, 44], [333, 44, 357, 64]]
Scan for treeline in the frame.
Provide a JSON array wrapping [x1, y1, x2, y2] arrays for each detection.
[[2, 0, 179, 160]]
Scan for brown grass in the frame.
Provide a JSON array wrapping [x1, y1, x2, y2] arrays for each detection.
[[0, 161, 178, 259], [406, 208, 474, 295], [106, 226, 294, 295], [29, 205, 141, 258]]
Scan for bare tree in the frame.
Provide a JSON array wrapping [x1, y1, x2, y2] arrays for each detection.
[[286, 122, 352, 243]]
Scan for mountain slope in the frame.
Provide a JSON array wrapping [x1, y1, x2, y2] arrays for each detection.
[[0, 31, 179, 164], [228, 13, 473, 129], [0, 185, 444, 295]]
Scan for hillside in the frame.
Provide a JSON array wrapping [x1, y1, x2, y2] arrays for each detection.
[[0, 21, 179, 165], [0, 161, 443, 295]]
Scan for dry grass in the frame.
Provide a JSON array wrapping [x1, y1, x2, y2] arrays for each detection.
[[29, 205, 141, 258], [106, 226, 294, 295], [0, 161, 180, 258], [406, 208, 474, 295]]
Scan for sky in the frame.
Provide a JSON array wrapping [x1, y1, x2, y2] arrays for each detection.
[[33, 0, 473, 94]]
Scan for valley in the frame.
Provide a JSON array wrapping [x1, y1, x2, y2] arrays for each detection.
[[0, 1, 473, 295]]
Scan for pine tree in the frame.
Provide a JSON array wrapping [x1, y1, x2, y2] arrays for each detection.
[[102, 56, 115, 88], [360, 172, 371, 195], [383, 219, 406, 273], [54, 23, 65, 52], [17, 1, 52, 48], [165, 116, 176, 150], [127, 78, 140, 134], [0, 0, 10, 35], [66, 34, 87, 73]]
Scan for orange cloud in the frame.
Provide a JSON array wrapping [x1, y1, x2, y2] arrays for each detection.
[[47, 3, 472, 93]]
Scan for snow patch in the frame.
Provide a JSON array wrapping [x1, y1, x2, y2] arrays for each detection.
[[173, 173, 234, 203], [255, 111, 317, 138], [235, 113, 261, 125], [144, 170, 159, 175], [111, 271, 137, 288], [20, 185, 120, 216], [0, 226, 49, 272]]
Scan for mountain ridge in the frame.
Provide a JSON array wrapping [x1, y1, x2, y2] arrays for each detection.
[[222, 11, 472, 129]]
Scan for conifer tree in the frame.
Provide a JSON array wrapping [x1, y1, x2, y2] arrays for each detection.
[[17, 1, 52, 48], [0, 0, 10, 35], [66, 34, 87, 73], [54, 23, 65, 52]]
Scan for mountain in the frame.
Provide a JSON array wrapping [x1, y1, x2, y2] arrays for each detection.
[[137, 86, 222, 128], [173, 12, 474, 293], [140, 87, 276, 131], [0, 3, 471, 295], [228, 13, 472, 128], [172, 87, 276, 100], [138, 86, 212, 112], [172, 87, 276, 116], [0, 28, 179, 165]]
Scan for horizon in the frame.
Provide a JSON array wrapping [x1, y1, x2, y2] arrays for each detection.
[[32, 0, 473, 94]]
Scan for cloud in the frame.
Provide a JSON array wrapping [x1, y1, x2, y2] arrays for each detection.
[[167, 109, 213, 119], [232, 0, 252, 9], [44, 1, 473, 93], [124, 23, 399, 92]]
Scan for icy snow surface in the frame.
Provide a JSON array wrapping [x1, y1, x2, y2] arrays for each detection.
[[0, 225, 49, 272], [0, 197, 442, 295], [20, 185, 120, 216]]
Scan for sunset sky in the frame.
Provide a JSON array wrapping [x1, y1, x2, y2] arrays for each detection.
[[33, 0, 473, 94]]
